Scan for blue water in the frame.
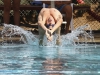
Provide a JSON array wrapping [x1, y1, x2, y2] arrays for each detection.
[[0, 24, 100, 75], [0, 44, 100, 75]]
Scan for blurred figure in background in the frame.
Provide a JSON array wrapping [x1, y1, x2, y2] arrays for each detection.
[[3, 0, 21, 25]]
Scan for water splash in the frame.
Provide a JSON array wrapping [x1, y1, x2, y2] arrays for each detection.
[[1, 24, 39, 45], [61, 24, 95, 46], [42, 34, 59, 47], [0, 24, 94, 47]]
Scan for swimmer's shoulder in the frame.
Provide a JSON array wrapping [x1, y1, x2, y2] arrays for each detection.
[[40, 8, 50, 13], [50, 8, 60, 13]]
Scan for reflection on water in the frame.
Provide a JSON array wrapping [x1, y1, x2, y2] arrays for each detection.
[[0, 45, 100, 75]]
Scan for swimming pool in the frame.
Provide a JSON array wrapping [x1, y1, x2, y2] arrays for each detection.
[[0, 44, 100, 75], [0, 24, 100, 75]]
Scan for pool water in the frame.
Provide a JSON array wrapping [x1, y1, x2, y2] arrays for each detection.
[[0, 44, 100, 75], [0, 24, 100, 75]]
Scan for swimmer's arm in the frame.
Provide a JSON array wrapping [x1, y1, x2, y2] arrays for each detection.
[[38, 14, 48, 31], [51, 15, 63, 34]]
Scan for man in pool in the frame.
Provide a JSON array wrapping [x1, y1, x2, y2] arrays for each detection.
[[38, 8, 63, 45]]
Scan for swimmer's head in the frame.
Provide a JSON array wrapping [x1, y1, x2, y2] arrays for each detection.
[[46, 16, 55, 30], [46, 24, 55, 30]]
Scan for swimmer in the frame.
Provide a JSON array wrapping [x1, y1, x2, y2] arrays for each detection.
[[38, 8, 63, 45]]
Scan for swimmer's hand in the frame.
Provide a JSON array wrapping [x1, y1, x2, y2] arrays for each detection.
[[47, 35, 53, 41], [45, 29, 51, 36], [45, 30, 53, 41]]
